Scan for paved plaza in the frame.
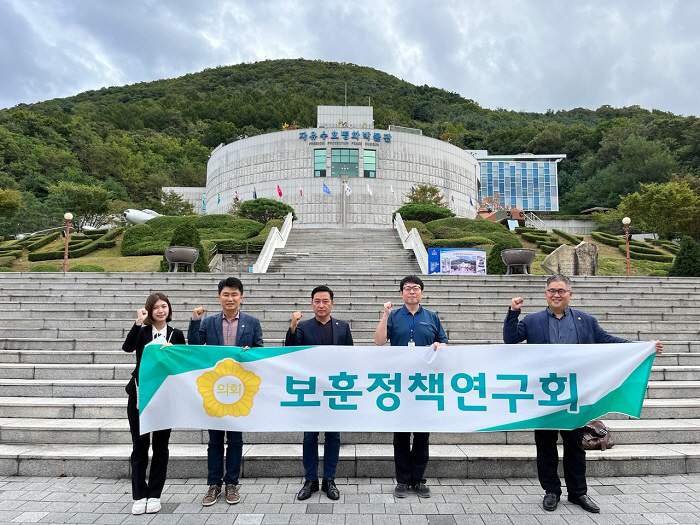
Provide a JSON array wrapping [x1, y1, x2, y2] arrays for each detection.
[[0, 474, 698, 525]]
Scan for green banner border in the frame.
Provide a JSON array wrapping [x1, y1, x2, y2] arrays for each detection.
[[478, 352, 655, 431], [139, 344, 312, 412]]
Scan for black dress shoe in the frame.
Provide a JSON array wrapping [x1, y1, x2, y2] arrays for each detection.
[[296, 480, 319, 500], [543, 492, 560, 511], [568, 494, 600, 513], [322, 478, 340, 500]]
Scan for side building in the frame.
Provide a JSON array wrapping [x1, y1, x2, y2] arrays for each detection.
[[166, 106, 480, 228]]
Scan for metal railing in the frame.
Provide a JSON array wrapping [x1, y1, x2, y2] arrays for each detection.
[[525, 212, 550, 232], [394, 213, 429, 274], [252, 213, 294, 273]]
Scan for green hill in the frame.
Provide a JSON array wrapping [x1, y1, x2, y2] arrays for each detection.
[[1, 58, 699, 238]]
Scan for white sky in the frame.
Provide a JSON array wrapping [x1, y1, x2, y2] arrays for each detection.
[[2, 0, 699, 116]]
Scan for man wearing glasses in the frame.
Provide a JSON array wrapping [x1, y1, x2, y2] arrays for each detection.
[[374, 275, 448, 499], [503, 274, 663, 514]]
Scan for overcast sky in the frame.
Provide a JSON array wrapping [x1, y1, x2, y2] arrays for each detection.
[[2, 0, 699, 116]]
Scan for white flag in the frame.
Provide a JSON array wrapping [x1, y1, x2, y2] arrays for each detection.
[[366, 183, 373, 196], [345, 183, 352, 197], [390, 185, 395, 194]]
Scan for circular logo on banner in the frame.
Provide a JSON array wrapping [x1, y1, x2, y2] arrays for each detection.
[[197, 359, 261, 417]]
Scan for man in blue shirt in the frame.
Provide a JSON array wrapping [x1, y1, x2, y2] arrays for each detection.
[[503, 274, 663, 514], [374, 275, 448, 499]]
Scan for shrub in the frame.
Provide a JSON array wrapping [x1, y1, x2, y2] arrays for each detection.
[[0, 266, 15, 272], [619, 245, 663, 256], [238, 198, 296, 223], [160, 222, 208, 272], [590, 231, 625, 247], [431, 227, 464, 239], [487, 236, 524, 275], [31, 264, 60, 272], [26, 231, 61, 252], [403, 220, 435, 244], [428, 236, 494, 248], [0, 255, 16, 267], [668, 236, 700, 277], [553, 229, 584, 244], [649, 270, 668, 277], [68, 264, 105, 272], [395, 204, 454, 223], [211, 219, 284, 253]]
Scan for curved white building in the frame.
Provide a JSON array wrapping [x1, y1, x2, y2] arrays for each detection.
[[203, 106, 479, 228]]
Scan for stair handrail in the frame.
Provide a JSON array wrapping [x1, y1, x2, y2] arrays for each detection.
[[525, 212, 551, 232], [252, 213, 294, 274], [394, 213, 429, 274]]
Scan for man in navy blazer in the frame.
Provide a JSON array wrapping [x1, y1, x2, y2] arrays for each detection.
[[189, 277, 263, 507], [285, 285, 353, 501], [503, 274, 663, 514]]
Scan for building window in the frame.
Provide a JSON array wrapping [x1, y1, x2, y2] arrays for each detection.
[[331, 148, 359, 177], [363, 150, 376, 178], [314, 149, 326, 177]]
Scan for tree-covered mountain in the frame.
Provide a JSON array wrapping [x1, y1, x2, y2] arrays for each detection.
[[1, 58, 699, 236]]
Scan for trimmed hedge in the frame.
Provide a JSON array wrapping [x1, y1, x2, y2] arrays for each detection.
[[618, 245, 662, 256], [0, 266, 16, 272], [553, 229, 584, 244], [395, 204, 455, 223], [30, 264, 61, 272], [210, 219, 284, 254], [403, 221, 435, 244], [68, 264, 105, 272], [0, 255, 16, 267], [26, 231, 61, 252], [590, 231, 625, 247], [668, 236, 700, 277], [428, 236, 494, 248]]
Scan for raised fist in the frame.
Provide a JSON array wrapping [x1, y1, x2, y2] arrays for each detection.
[[290, 311, 303, 331], [192, 306, 206, 320], [510, 297, 524, 311], [135, 308, 148, 325], [383, 302, 393, 316]]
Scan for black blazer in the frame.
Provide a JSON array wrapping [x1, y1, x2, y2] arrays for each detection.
[[122, 324, 186, 382], [284, 317, 354, 346]]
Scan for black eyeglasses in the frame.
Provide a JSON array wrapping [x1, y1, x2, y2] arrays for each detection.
[[545, 288, 571, 296]]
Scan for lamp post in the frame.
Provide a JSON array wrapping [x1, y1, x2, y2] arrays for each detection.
[[622, 216, 631, 277], [62, 212, 73, 273]]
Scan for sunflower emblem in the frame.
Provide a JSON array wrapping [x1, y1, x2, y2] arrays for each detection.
[[196, 359, 261, 417]]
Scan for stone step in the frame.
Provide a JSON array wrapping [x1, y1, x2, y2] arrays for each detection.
[[2, 397, 696, 421], [0, 379, 694, 399], [1, 418, 699, 446], [2, 338, 698, 353], [0, 442, 696, 478]]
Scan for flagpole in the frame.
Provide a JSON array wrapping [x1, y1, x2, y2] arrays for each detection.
[[341, 176, 348, 229]]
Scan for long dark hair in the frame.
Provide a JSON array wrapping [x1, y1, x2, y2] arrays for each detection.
[[144, 292, 172, 325]]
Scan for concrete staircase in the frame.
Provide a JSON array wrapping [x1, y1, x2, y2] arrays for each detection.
[[0, 272, 698, 480], [267, 228, 419, 274]]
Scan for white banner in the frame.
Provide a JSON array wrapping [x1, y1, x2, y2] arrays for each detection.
[[139, 342, 656, 434]]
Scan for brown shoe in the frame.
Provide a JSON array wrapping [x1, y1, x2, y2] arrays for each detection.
[[202, 484, 221, 506], [225, 484, 240, 505]]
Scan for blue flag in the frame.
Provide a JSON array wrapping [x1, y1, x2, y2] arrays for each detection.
[[322, 182, 331, 195], [253, 187, 257, 199], [469, 195, 474, 207], [217, 194, 220, 205]]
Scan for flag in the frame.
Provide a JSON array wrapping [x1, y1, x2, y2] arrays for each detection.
[[469, 195, 474, 207], [217, 194, 220, 205], [322, 182, 332, 195], [451, 195, 455, 205], [345, 183, 352, 197], [277, 184, 283, 197], [253, 187, 257, 199], [390, 185, 396, 194], [299, 186, 303, 197], [234, 191, 239, 201], [366, 183, 373, 196]]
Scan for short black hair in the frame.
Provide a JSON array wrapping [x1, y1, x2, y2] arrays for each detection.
[[546, 274, 571, 288], [218, 277, 244, 294], [399, 275, 424, 291], [311, 285, 334, 300]]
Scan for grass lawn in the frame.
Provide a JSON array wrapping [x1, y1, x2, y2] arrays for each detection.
[[8, 237, 161, 272]]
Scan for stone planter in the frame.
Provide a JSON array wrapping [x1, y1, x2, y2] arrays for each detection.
[[165, 246, 199, 272], [501, 248, 536, 275]]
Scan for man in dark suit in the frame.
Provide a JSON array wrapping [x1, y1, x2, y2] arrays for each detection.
[[285, 285, 353, 501], [503, 274, 663, 514], [189, 277, 263, 507]]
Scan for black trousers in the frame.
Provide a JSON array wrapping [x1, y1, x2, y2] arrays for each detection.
[[393, 432, 429, 485], [126, 378, 171, 500], [534, 428, 586, 497]]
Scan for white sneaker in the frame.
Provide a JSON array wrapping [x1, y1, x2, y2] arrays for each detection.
[[146, 497, 161, 513], [131, 498, 147, 515]]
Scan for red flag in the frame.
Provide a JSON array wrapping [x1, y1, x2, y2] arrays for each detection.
[[277, 184, 283, 197], [234, 191, 239, 201], [299, 186, 304, 197]]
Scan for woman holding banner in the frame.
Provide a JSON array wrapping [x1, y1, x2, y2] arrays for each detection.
[[122, 292, 186, 515]]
